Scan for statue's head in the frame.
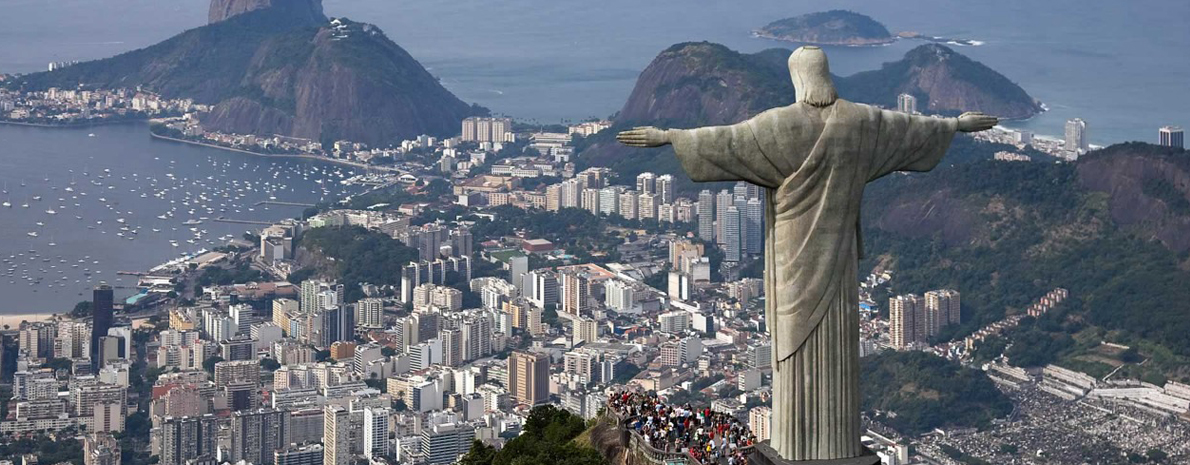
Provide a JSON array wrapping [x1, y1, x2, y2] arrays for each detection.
[[789, 46, 837, 107]]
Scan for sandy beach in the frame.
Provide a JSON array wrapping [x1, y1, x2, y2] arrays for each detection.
[[0, 313, 56, 329]]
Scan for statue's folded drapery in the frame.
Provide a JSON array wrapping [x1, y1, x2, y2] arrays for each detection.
[[671, 99, 957, 459]]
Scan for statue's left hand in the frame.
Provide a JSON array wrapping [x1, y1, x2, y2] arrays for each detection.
[[617, 126, 671, 147]]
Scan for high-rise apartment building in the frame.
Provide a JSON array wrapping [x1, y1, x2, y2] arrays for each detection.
[[745, 197, 764, 255], [156, 415, 218, 465], [355, 298, 384, 329], [697, 190, 715, 241], [636, 172, 656, 194], [509, 351, 549, 406], [896, 93, 917, 114], [924, 289, 961, 328], [560, 270, 591, 316], [889, 294, 922, 349], [461, 117, 513, 142], [91, 285, 114, 371], [322, 405, 350, 465], [749, 407, 772, 442], [527, 270, 558, 309], [1159, 125, 1184, 149], [715, 189, 733, 244], [229, 408, 289, 465], [723, 206, 742, 262], [657, 174, 675, 204], [363, 406, 391, 459], [1065, 118, 1088, 155]]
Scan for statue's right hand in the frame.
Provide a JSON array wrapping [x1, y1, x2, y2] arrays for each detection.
[[957, 112, 999, 133], [616, 127, 671, 148]]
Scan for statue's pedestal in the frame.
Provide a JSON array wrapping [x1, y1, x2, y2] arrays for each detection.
[[750, 442, 882, 465]]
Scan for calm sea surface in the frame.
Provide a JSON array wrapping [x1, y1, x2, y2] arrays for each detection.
[[0, 123, 363, 312], [0, 0, 1187, 311]]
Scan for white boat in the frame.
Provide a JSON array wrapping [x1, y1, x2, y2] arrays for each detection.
[[2, 200, 10, 208], [27, 232, 38, 237], [32, 196, 41, 201], [45, 209, 57, 215]]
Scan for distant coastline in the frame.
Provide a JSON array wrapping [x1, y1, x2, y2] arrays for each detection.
[[148, 130, 390, 171], [0, 118, 146, 129]]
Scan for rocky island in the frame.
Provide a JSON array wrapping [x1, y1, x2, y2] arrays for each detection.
[[753, 10, 895, 46]]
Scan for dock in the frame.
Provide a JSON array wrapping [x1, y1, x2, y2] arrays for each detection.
[[254, 200, 315, 207], [212, 217, 274, 226]]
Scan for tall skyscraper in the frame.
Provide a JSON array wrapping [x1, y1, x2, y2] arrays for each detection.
[[509, 350, 549, 406], [1159, 126, 1184, 149], [636, 172, 656, 194], [323, 405, 350, 465], [363, 406, 391, 459], [733, 181, 748, 199], [560, 270, 591, 316], [91, 285, 114, 371], [745, 197, 764, 255], [723, 206, 742, 262], [509, 255, 529, 296], [656, 174, 675, 204], [527, 270, 558, 309], [889, 294, 923, 349], [896, 93, 917, 114], [1065, 118, 1088, 155], [697, 190, 715, 241], [715, 189, 733, 244]]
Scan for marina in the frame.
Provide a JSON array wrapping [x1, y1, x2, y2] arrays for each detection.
[[0, 122, 368, 311]]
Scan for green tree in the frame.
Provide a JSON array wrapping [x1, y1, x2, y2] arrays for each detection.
[[203, 356, 225, 374], [260, 357, 282, 371]]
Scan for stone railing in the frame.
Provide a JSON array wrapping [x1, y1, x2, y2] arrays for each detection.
[[606, 408, 758, 465]]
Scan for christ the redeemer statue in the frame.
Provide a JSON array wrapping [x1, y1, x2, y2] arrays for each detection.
[[618, 46, 997, 464]]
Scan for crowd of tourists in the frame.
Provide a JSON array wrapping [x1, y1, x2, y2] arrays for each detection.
[[607, 389, 756, 465]]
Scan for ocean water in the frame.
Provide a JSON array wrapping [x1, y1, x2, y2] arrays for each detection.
[[0, 123, 364, 312], [0, 0, 1187, 312]]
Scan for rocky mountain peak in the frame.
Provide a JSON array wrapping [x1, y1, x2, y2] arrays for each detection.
[[209, 0, 325, 24]]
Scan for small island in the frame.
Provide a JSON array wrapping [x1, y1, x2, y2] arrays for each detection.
[[753, 10, 894, 47]]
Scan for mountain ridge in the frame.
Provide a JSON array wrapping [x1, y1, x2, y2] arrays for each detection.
[[6, 4, 481, 146]]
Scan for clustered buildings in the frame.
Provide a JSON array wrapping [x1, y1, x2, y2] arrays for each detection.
[[0, 87, 196, 124]]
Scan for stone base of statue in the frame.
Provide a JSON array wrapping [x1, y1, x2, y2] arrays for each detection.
[[750, 442, 881, 465]]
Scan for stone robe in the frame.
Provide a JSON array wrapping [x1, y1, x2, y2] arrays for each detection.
[[671, 99, 957, 460]]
